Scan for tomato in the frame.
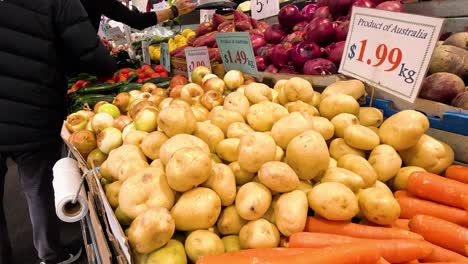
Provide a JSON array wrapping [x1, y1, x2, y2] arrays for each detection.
[[149, 73, 158, 78], [159, 71, 169, 77], [141, 64, 151, 70], [118, 75, 127, 82], [154, 65, 165, 73], [120, 68, 130, 74], [144, 69, 154, 76]]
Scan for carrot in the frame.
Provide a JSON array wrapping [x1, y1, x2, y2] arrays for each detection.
[[288, 232, 432, 263], [391, 219, 410, 231], [401, 261, 419, 264], [446, 165, 468, 184], [422, 262, 468, 264], [410, 215, 468, 256], [376, 257, 391, 264], [304, 217, 424, 240], [462, 195, 468, 212], [223, 247, 308, 257], [395, 191, 468, 227], [408, 171, 468, 209], [421, 242, 468, 263]]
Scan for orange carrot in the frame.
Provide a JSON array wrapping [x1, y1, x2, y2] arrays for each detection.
[[391, 219, 410, 231], [422, 262, 468, 264], [462, 195, 468, 212], [304, 217, 424, 240], [446, 165, 468, 184], [408, 171, 468, 209], [410, 215, 468, 256], [197, 244, 381, 264], [401, 261, 419, 264], [395, 191, 468, 227], [376, 257, 391, 264], [421, 242, 468, 263], [288, 232, 432, 263], [223, 247, 308, 257]]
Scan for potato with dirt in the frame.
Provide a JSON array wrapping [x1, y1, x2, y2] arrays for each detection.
[[429, 45, 468, 80]]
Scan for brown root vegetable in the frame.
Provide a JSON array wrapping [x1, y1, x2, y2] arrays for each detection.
[[451, 90, 468, 109], [235, 21, 253, 31], [443, 32, 468, 50], [419, 72, 465, 104], [196, 22, 213, 36], [218, 22, 235, 32], [428, 45, 468, 80]]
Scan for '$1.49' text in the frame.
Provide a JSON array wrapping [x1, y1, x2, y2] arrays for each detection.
[[224, 50, 255, 69]]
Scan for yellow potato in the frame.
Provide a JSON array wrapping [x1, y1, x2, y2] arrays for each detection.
[[262, 194, 279, 224], [321, 167, 365, 192], [229, 161, 255, 185], [247, 101, 288, 132], [372, 180, 394, 197], [358, 187, 400, 225], [319, 94, 360, 120], [216, 138, 240, 162], [275, 190, 308, 236], [358, 107, 383, 127], [273, 80, 287, 92], [185, 230, 224, 263], [398, 134, 454, 174], [123, 130, 148, 146], [329, 158, 338, 168], [368, 144, 402, 182], [209, 108, 245, 135], [343, 124, 380, 150], [227, 122, 254, 139], [140, 131, 169, 160], [286, 130, 330, 180], [159, 134, 210, 165], [283, 77, 314, 103], [238, 132, 277, 173], [193, 121, 225, 153], [146, 239, 187, 264], [331, 113, 360, 138], [271, 112, 314, 149], [217, 205, 248, 235], [308, 182, 359, 221], [285, 101, 319, 116], [244, 82, 273, 103], [378, 110, 429, 151], [295, 180, 314, 195], [338, 154, 377, 188], [306, 116, 335, 140], [329, 138, 365, 160], [157, 104, 196, 137], [321, 80, 365, 101], [310, 91, 321, 108], [367, 126, 379, 134], [115, 158, 149, 181], [236, 182, 271, 220], [392, 166, 426, 190], [165, 147, 212, 192], [239, 218, 280, 249], [104, 181, 122, 209], [171, 187, 221, 231], [258, 161, 300, 193], [202, 163, 237, 206], [223, 92, 250, 118], [128, 207, 175, 254], [275, 146, 284, 161], [150, 159, 164, 170], [222, 235, 241, 253], [191, 104, 210, 122]]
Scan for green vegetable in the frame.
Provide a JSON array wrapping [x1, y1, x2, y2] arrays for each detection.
[[145, 77, 172, 85], [156, 80, 170, 89], [119, 83, 144, 92], [76, 82, 124, 95], [68, 94, 115, 113]]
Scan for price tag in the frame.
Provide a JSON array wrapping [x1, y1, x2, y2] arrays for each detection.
[[339, 7, 443, 103], [142, 40, 151, 65], [200, 9, 216, 24], [185, 46, 211, 80], [160, 43, 171, 72], [251, 0, 279, 20], [107, 27, 127, 46], [153, 1, 168, 11], [216, 32, 258, 77]]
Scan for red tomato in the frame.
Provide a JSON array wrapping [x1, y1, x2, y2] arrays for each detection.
[[159, 71, 169, 77], [120, 68, 130, 74], [154, 65, 165, 73], [118, 75, 127, 82], [141, 64, 151, 70], [144, 69, 154, 76]]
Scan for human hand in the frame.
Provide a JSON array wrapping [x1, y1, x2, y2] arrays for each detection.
[[174, 0, 197, 16]]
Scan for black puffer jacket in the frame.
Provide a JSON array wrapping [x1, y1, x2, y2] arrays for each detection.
[[0, 0, 117, 152]]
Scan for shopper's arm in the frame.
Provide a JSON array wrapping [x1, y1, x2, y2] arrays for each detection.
[[54, 0, 117, 77]]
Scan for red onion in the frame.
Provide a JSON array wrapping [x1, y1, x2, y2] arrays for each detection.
[[272, 42, 294, 67], [316, 0, 329, 7], [314, 6, 332, 19], [293, 21, 309, 32], [265, 64, 279, 73], [306, 17, 335, 46], [291, 41, 322, 67], [350, 0, 376, 13], [376, 1, 405, 12], [328, 0, 354, 17], [283, 31, 306, 44], [255, 56, 267, 71], [324, 41, 346, 66], [302, 4, 317, 21], [255, 44, 273, 58], [333, 20, 349, 42], [278, 5, 304, 29], [370, 0, 387, 5], [303, 58, 338, 75], [265, 24, 287, 44], [279, 65, 298, 74], [250, 33, 266, 54]]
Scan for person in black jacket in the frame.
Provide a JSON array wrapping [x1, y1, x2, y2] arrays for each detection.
[[0, 0, 116, 263], [81, 0, 197, 31]]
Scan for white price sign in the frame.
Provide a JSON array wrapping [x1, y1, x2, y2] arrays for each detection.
[[251, 0, 279, 20], [107, 27, 127, 46], [200, 9, 216, 24], [185, 46, 211, 80], [142, 40, 151, 65], [339, 7, 444, 103], [153, 1, 169, 11], [160, 43, 171, 72]]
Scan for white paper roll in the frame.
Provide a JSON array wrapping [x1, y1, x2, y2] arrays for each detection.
[[52, 158, 89, 223]]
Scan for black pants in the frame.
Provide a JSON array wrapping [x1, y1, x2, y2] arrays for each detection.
[[0, 141, 67, 264]]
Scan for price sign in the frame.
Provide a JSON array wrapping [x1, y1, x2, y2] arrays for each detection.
[[160, 43, 171, 72], [142, 40, 151, 65], [251, 0, 279, 20], [185, 46, 211, 80], [339, 7, 443, 102], [107, 27, 127, 46], [216, 32, 258, 76], [200, 9, 216, 24], [153, 1, 168, 11]]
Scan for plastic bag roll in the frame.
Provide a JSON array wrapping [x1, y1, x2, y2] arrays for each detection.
[[52, 158, 88, 223]]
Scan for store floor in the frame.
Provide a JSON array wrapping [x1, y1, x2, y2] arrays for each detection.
[[4, 159, 87, 264]]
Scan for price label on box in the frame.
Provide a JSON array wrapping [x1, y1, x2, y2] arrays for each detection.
[[200, 9, 216, 24], [251, 0, 279, 20], [160, 43, 171, 72], [339, 7, 444, 103], [216, 32, 258, 76], [107, 27, 127, 46], [185, 46, 211, 80], [142, 40, 151, 65], [153, 1, 168, 11]]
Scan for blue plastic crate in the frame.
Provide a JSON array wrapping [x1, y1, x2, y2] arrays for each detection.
[[365, 96, 468, 136]]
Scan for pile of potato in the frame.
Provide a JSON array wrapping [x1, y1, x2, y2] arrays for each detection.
[[66, 68, 455, 263]]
